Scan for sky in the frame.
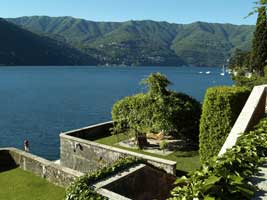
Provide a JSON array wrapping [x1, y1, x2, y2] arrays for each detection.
[[1, 0, 258, 25]]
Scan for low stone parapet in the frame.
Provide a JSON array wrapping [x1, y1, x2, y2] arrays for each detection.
[[60, 122, 177, 175], [0, 147, 84, 187]]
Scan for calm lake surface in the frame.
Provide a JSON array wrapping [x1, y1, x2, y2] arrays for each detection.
[[0, 66, 233, 160]]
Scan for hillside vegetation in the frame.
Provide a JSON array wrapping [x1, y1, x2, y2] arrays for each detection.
[[8, 16, 255, 67], [0, 18, 97, 66]]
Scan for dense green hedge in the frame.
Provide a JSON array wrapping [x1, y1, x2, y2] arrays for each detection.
[[169, 118, 267, 200], [65, 157, 141, 200], [199, 86, 250, 163]]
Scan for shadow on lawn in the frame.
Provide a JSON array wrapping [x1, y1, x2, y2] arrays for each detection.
[[0, 166, 17, 173]]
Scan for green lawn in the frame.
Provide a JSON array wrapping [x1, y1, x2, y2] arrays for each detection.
[[0, 168, 65, 200], [95, 134, 200, 173]]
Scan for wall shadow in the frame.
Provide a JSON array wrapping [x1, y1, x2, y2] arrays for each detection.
[[0, 150, 18, 173]]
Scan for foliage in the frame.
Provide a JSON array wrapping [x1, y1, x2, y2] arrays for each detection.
[[230, 3, 267, 86], [250, 3, 267, 76], [111, 73, 201, 143], [232, 75, 267, 89], [228, 49, 250, 71], [0, 18, 97, 66], [66, 157, 140, 200], [199, 86, 250, 163], [248, 0, 267, 17], [8, 16, 255, 67], [169, 119, 267, 200], [142, 72, 171, 95], [159, 140, 168, 150]]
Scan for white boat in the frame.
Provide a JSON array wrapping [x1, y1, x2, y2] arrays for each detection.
[[199, 71, 203, 74], [205, 71, 211, 74], [220, 65, 225, 76]]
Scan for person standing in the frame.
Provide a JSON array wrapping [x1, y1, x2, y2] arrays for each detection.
[[24, 139, 29, 152]]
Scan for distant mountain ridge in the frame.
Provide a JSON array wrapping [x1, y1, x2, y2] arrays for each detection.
[[0, 18, 97, 66], [7, 16, 256, 67]]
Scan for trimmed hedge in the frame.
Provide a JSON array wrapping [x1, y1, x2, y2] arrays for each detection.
[[199, 86, 250, 163]]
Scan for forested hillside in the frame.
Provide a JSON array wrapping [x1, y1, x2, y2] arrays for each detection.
[[7, 16, 255, 66], [0, 18, 97, 66]]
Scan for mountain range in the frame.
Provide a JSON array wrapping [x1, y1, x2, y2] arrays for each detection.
[[3, 16, 256, 67], [0, 18, 97, 66]]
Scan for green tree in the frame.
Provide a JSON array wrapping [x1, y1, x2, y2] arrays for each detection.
[[248, 0, 267, 16], [111, 73, 201, 148], [250, 0, 267, 76], [229, 49, 250, 72]]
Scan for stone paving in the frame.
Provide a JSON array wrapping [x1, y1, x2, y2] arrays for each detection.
[[251, 162, 267, 200]]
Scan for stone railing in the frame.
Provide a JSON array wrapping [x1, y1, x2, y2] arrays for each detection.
[[219, 85, 267, 156], [0, 147, 84, 187], [60, 122, 176, 175]]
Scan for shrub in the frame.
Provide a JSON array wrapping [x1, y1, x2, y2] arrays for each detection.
[[111, 73, 201, 144], [199, 86, 250, 163], [232, 75, 267, 89], [159, 140, 168, 150], [169, 119, 267, 200]]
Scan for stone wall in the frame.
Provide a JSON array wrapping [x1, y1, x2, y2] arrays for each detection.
[[0, 148, 84, 187], [60, 122, 176, 175], [66, 121, 113, 140], [103, 165, 176, 200]]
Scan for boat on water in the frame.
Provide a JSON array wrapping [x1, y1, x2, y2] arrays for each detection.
[[205, 71, 211, 74], [220, 65, 225, 76], [199, 71, 203, 74]]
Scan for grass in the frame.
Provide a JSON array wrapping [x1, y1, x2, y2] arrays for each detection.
[[95, 133, 200, 173], [0, 168, 65, 200]]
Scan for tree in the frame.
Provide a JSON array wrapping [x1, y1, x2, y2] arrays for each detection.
[[250, 0, 267, 76], [229, 49, 250, 71], [248, 0, 267, 17], [111, 73, 201, 148]]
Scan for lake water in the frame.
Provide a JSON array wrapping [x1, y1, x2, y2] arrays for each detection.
[[0, 66, 233, 160]]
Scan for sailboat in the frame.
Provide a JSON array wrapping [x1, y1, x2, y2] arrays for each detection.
[[220, 65, 225, 76]]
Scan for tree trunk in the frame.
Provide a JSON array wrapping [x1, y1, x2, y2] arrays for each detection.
[[135, 132, 148, 149]]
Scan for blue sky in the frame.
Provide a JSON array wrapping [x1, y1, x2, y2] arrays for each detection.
[[1, 0, 258, 25]]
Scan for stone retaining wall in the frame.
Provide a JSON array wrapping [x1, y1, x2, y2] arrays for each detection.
[[66, 121, 113, 140], [0, 148, 84, 187], [60, 122, 176, 175], [101, 165, 176, 200]]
